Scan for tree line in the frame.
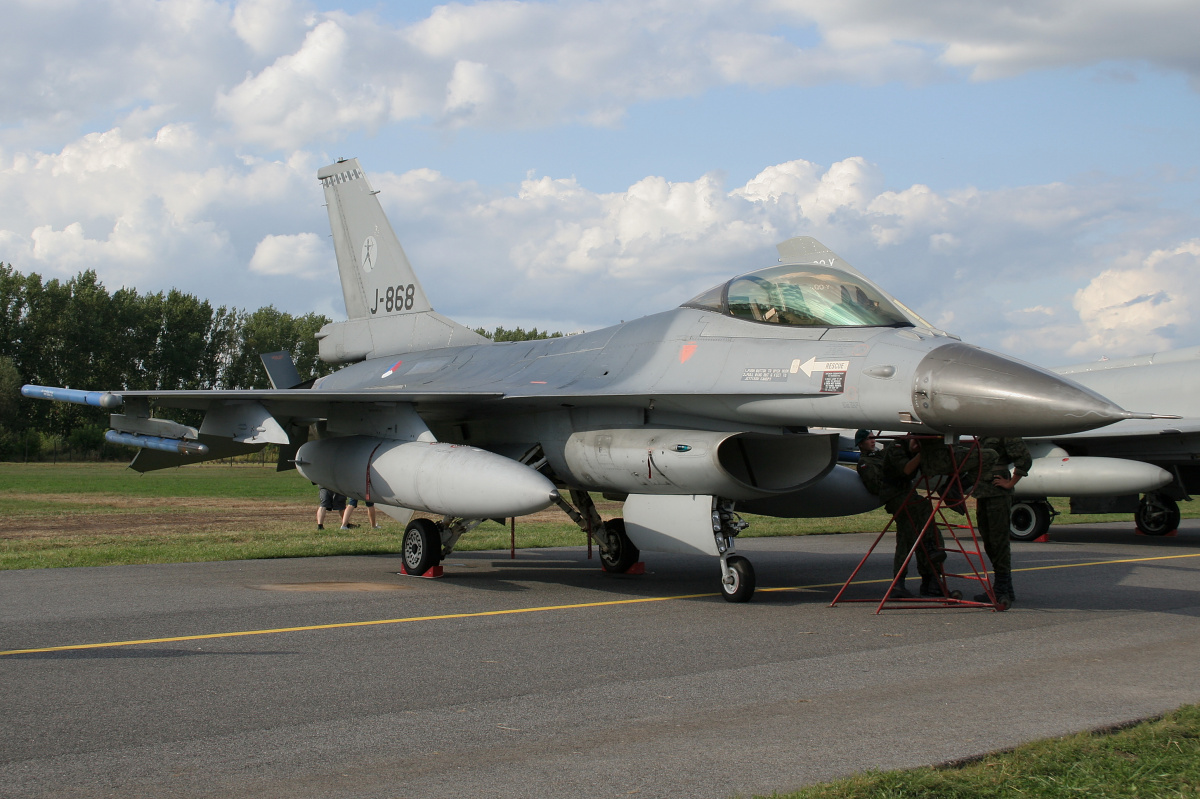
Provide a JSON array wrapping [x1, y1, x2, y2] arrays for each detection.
[[0, 264, 330, 460], [0, 264, 561, 461]]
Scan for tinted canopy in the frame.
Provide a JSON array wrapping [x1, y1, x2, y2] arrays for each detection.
[[684, 264, 912, 328]]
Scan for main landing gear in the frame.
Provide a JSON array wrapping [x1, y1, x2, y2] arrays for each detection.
[[598, 518, 640, 574], [402, 518, 441, 575], [1136, 492, 1181, 536], [1009, 499, 1054, 541], [401, 515, 485, 575]]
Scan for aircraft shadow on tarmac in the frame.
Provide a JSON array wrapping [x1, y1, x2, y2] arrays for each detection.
[[1030, 524, 1197, 547]]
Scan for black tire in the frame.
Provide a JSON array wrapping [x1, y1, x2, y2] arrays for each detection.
[[599, 519, 640, 573], [1010, 500, 1052, 541], [402, 518, 442, 574], [720, 556, 756, 603], [1136, 494, 1180, 536]]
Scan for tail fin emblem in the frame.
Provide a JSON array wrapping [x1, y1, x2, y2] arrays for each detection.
[[361, 236, 376, 273]]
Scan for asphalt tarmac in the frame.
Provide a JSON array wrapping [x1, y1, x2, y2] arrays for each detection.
[[3, 521, 1200, 799]]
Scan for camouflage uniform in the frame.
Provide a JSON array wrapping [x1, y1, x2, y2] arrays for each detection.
[[972, 436, 1033, 604], [918, 438, 999, 484], [857, 442, 945, 582]]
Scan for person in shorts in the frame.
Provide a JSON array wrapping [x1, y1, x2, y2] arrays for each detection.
[[342, 498, 379, 530], [316, 488, 346, 530]]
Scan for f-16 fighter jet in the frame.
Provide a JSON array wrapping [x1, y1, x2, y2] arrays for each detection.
[[22, 159, 1160, 601]]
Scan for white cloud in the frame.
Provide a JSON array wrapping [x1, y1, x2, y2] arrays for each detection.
[[1, 121, 1197, 363], [249, 232, 329, 278], [0, 123, 329, 306], [1070, 241, 1200, 356], [3, 1, 1199, 364], [6, 1, 1200, 152], [232, 0, 315, 57]]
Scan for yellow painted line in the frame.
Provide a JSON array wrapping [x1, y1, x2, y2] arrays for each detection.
[[4, 551, 1199, 657], [1014, 552, 1200, 572], [0, 593, 713, 657]]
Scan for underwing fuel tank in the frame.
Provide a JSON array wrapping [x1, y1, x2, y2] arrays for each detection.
[[295, 436, 558, 518], [912, 343, 1149, 436], [1013, 454, 1172, 498]]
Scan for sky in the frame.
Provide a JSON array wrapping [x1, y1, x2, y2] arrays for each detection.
[[2, 0, 1199, 367]]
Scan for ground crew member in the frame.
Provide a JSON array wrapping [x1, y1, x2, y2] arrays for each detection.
[[855, 430, 947, 598], [971, 436, 1032, 609]]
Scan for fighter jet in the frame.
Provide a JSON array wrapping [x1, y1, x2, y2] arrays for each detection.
[[21, 158, 1158, 601], [1007, 346, 1200, 540]]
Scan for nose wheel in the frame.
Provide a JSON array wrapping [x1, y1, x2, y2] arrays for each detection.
[[720, 555, 756, 602]]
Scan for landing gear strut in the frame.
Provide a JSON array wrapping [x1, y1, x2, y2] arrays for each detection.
[[714, 499, 754, 602]]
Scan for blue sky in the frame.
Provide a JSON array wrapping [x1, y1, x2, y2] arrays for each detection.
[[2, 0, 1199, 366]]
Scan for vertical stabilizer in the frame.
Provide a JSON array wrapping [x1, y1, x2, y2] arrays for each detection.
[[319, 159, 431, 319], [315, 159, 487, 364]]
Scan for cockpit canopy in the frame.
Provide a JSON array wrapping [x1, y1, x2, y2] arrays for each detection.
[[683, 264, 913, 328]]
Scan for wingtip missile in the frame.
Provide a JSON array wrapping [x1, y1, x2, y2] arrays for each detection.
[[22, 384, 123, 409]]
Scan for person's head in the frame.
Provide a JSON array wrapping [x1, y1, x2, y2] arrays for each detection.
[[854, 429, 876, 452]]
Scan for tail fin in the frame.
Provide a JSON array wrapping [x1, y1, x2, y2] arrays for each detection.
[[315, 159, 486, 363], [319, 159, 431, 319]]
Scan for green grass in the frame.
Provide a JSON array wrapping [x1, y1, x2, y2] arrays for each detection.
[[0, 460, 316, 499], [766, 704, 1200, 799], [1, 462, 1196, 571]]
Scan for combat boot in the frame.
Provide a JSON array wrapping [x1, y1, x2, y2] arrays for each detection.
[[975, 572, 1014, 610], [919, 576, 946, 597], [995, 573, 1016, 607]]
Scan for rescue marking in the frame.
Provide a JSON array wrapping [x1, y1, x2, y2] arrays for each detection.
[[792, 357, 850, 377], [3, 552, 1197, 657]]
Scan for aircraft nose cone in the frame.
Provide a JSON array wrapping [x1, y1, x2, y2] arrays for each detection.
[[912, 343, 1133, 436]]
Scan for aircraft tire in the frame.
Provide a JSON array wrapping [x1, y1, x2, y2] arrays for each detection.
[[1009, 500, 1052, 541], [1136, 493, 1180, 536], [402, 518, 441, 575], [720, 556, 756, 603], [599, 519, 640, 573]]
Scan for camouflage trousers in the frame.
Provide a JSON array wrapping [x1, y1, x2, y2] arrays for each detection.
[[886, 494, 945, 580], [975, 495, 1013, 577]]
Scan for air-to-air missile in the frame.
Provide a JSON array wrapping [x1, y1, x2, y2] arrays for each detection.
[[103, 430, 210, 456], [21, 385, 123, 409]]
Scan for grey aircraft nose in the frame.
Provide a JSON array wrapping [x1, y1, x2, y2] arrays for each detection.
[[912, 343, 1143, 436]]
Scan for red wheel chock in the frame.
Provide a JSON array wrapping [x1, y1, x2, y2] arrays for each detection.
[[603, 562, 645, 575], [399, 565, 444, 578], [1135, 529, 1177, 537]]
